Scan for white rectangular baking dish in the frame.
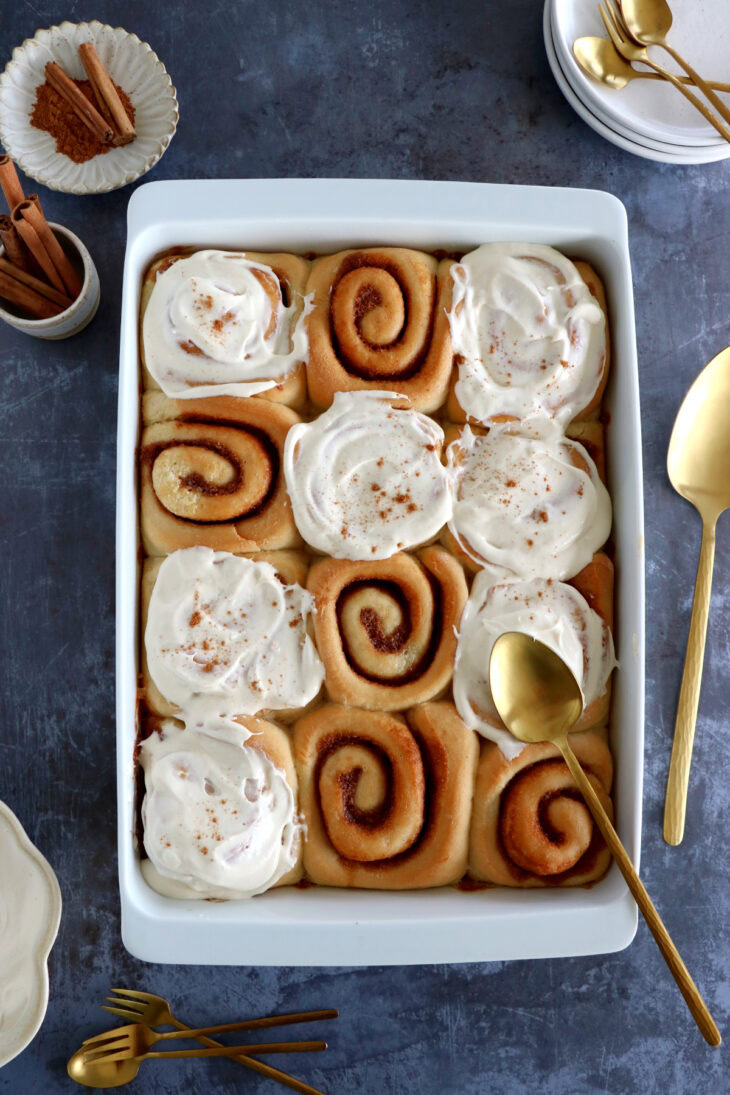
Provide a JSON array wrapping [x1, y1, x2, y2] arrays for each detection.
[[117, 179, 644, 965]]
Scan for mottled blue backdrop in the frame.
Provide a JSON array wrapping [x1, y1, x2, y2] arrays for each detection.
[[0, 1, 728, 1092]]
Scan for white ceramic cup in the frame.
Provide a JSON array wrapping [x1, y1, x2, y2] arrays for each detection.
[[0, 222, 100, 339]]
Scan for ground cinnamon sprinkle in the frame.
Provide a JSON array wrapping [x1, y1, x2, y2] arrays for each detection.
[[30, 78, 135, 164]]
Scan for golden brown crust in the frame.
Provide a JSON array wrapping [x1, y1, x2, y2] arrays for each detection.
[[468, 730, 613, 887], [307, 546, 468, 710], [139, 393, 300, 555], [139, 249, 310, 411], [305, 247, 454, 412], [294, 702, 478, 889]]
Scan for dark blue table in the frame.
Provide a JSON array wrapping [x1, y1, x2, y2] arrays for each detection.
[[1, 2, 727, 1091]]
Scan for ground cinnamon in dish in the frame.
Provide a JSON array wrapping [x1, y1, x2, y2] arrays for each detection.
[[30, 78, 136, 164]]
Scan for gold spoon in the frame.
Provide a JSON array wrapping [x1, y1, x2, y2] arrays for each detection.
[[489, 632, 721, 1047], [599, 1, 730, 143], [573, 36, 730, 92], [620, 0, 730, 126], [664, 346, 730, 845], [68, 1037, 326, 1088]]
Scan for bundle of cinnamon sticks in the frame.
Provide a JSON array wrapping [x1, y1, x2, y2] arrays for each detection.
[[45, 42, 136, 148], [0, 154, 81, 319]]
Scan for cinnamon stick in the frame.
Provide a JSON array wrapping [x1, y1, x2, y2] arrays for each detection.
[[0, 215, 30, 271], [26, 193, 44, 216], [44, 62, 114, 145], [11, 205, 66, 294], [0, 257, 72, 309], [14, 199, 82, 297], [0, 155, 24, 211], [79, 43, 135, 146], [0, 268, 62, 319]]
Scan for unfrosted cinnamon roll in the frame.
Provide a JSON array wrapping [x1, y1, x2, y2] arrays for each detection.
[[140, 250, 310, 409], [446, 246, 609, 426], [306, 247, 454, 412], [468, 731, 613, 887], [453, 554, 616, 759], [140, 392, 300, 555], [307, 546, 467, 710], [294, 702, 478, 889], [444, 421, 611, 579], [283, 390, 453, 560], [140, 715, 303, 899]]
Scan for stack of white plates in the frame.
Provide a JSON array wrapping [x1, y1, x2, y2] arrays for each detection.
[[544, 0, 730, 164]]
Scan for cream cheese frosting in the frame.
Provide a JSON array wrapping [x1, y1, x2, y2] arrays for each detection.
[[446, 424, 612, 580], [145, 547, 324, 719], [140, 720, 300, 899], [143, 250, 310, 399], [283, 390, 453, 560], [448, 243, 607, 425], [453, 571, 616, 759]]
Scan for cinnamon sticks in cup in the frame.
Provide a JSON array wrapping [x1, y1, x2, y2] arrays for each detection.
[[0, 153, 77, 320]]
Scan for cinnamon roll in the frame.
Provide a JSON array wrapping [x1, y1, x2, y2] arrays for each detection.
[[140, 392, 300, 555], [294, 702, 478, 889], [453, 554, 616, 759], [446, 246, 609, 426], [142, 547, 324, 722], [307, 546, 467, 710], [444, 421, 611, 579], [140, 715, 303, 899], [283, 390, 453, 559], [468, 731, 613, 886], [306, 247, 454, 412], [141, 250, 310, 408]]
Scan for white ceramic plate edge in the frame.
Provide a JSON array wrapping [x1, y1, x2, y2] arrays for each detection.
[[117, 178, 643, 966], [0, 801, 62, 1068]]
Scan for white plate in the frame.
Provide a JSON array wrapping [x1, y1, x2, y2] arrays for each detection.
[[0, 20, 178, 195], [545, 2, 730, 164], [0, 801, 62, 1067], [552, 0, 730, 147], [117, 178, 644, 966]]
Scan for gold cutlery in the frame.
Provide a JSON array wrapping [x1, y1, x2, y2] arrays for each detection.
[[573, 36, 730, 93], [98, 989, 334, 1095], [598, 1, 730, 143], [68, 1033, 326, 1089], [664, 346, 730, 845], [489, 632, 721, 1047], [620, 0, 730, 126]]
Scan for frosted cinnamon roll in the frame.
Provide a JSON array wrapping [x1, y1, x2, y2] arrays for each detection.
[[141, 250, 310, 406], [140, 717, 302, 899], [294, 702, 478, 889], [469, 731, 613, 887], [140, 392, 299, 555], [444, 422, 611, 579], [306, 247, 453, 412], [447, 245, 608, 426], [453, 555, 616, 759], [144, 547, 324, 722], [308, 546, 467, 710], [283, 390, 453, 560]]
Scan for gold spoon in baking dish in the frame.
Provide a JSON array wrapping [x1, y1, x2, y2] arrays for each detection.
[[664, 346, 730, 846], [489, 633, 721, 1047]]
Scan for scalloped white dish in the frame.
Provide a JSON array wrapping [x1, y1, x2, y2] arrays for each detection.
[[0, 800, 62, 1068], [0, 20, 178, 195]]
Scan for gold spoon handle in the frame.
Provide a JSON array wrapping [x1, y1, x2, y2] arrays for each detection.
[[637, 73, 730, 91], [167, 1017, 326, 1095], [658, 42, 730, 128], [145, 1040, 327, 1059], [638, 54, 730, 143], [158, 1010, 337, 1040], [663, 520, 716, 846], [556, 738, 721, 1048]]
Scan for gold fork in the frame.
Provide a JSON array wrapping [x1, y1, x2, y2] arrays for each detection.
[[102, 989, 334, 1095], [598, 1, 730, 143], [82, 1024, 327, 1063]]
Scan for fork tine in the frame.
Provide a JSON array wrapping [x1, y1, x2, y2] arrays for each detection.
[[81, 1034, 129, 1050], [105, 996, 146, 1013], [109, 987, 157, 1002], [100, 1006, 146, 1023], [84, 1046, 133, 1064], [598, 3, 623, 50]]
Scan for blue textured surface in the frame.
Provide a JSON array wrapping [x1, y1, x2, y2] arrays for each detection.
[[1, 2, 729, 1091]]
